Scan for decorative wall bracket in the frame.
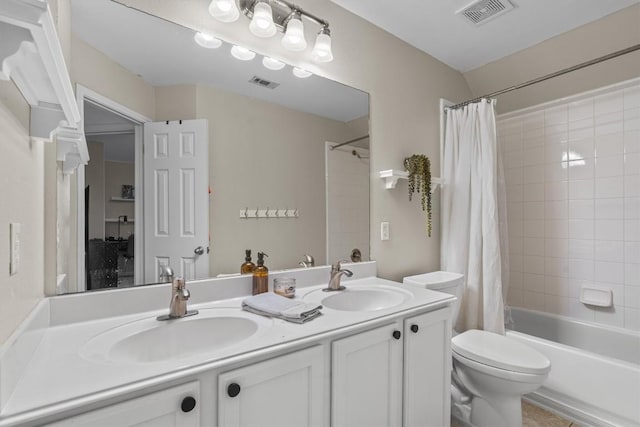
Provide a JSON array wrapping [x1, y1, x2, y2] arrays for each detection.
[[0, 0, 88, 174]]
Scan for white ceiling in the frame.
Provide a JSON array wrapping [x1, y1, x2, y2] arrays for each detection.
[[71, 0, 368, 122], [330, 0, 639, 72], [84, 102, 136, 163]]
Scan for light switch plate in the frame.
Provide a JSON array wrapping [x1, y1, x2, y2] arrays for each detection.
[[381, 221, 390, 241], [10, 223, 21, 276]]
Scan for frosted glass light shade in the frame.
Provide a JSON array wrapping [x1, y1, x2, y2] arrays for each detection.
[[209, 0, 240, 23], [262, 57, 285, 70], [231, 45, 256, 61], [292, 67, 312, 78], [281, 17, 306, 51], [311, 32, 333, 63], [194, 32, 222, 49], [249, 2, 277, 38]]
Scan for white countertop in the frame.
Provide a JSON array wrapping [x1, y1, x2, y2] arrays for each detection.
[[0, 274, 453, 425]]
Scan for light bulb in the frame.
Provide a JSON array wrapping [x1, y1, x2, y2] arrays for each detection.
[[249, 2, 276, 38], [292, 67, 312, 78], [281, 16, 306, 51], [194, 32, 222, 49], [209, 0, 239, 22], [262, 57, 285, 70], [311, 30, 333, 63], [230, 45, 256, 61]]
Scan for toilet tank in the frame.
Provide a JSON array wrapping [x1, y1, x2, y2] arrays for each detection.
[[403, 271, 464, 326]]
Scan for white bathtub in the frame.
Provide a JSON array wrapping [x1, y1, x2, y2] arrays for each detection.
[[506, 307, 640, 427]]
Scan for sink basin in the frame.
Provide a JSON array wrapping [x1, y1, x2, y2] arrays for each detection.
[[304, 285, 412, 312], [82, 309, 270, 363]]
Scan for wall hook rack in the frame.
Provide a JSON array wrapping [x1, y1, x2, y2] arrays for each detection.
[[240, 207, 299, 219]]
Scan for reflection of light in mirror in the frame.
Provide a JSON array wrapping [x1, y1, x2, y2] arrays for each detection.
[[208, 0, 240, 22], [249, 2, 277, 38], [282, 15, 306, 51], [194, 32, 222, 49], [262, 57, 285, 70], [230, 45, 256, 61], [293, 67, 312, 78], [311, 30, 334, 63], [561, 151, 586, 168]]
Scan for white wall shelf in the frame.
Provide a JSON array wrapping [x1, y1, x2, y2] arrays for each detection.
[[0, 0, 87, 174], [110, 197, 135, 202], [379, 169, 442, 190], [105, 218, 135, 223]]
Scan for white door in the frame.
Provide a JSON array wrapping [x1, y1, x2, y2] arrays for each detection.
[[47, 382, 200, 426], [143, 120, 209, 283], [218, 346, 327, 427], [403, 308, 452, 427], [332, 323, 403, 427]]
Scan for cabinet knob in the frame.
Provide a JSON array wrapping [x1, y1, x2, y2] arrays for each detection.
[[227, 383, 241, 398], [410, 324, 419, 333], [392, 330, 401, 340], [181, 396, 197, 413]]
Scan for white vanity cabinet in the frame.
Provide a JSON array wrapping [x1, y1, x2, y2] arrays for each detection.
[[332, 307, 451, 427], [217, 346, 327, 427], [47, 381, 200, 427]]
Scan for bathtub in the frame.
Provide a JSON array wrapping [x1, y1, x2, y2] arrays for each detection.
[[506, 307, 640, 427]]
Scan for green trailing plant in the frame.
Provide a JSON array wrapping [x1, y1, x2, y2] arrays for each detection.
[[403, 154, 432, 236]]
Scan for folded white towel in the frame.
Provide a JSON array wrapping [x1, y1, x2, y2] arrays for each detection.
[[242, 293, 322, 324]]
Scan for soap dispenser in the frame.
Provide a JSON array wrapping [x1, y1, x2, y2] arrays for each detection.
[[241, 249, 256, 274], [252, 252, 269, 295]]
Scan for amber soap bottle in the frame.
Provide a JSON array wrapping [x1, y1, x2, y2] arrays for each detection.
[[241, 249, 256, 274], [252, 252, 269, 295]]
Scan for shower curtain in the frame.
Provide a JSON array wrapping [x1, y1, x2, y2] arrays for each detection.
[[441, 99, 509, 334]]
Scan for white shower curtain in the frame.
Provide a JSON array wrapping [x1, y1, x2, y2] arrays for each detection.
[[441, 99, 509, 334]]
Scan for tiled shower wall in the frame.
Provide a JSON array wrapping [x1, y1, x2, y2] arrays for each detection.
[[498, 79, 640, 331]]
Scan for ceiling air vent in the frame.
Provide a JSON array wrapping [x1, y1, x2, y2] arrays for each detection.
[[248, 76, 280, 90], [456, 0, 514, 26]]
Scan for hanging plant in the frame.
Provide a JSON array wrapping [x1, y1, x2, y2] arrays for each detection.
[[403, 154, 432, 236]]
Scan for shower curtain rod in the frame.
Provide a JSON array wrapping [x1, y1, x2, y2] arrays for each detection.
[[330, 134, 369, 150], [447, 43, 640, 111]]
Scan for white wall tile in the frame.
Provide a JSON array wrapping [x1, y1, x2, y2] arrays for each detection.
[[624, 152, 640, 175], [626, 263, 640, 286], [510, 236, 523, 254], [523, 220, 544, 238], [624, 86, 640, 110], [569, 126, 593, 141], [546, 143, 568, 164], [569, 239, 594, 260], [594, 306, 624, 328], [595, 198, 624, 219], [523, 273, 545, 293], [569, 219, 594, 240], [570, 138, 594, 159], [595, 111, 623, 126], [545, 257, 568, 278], [594, 261, 624, 284], [569, 99, 593, 122], [545, 295, 571, 316], [625, 242, 640, 264], [510, 271, 524, 289], [523, 165, 545, 183], [546, 200, 568, 219], [546, 238, 568, 258], [625, 174, 640, 198], [507, 185, 524, 202], [568, 159, 594, 180], [595, 121, 623, 137], [522, 111, 544, 131], [569, 259, 595, 281], [523, 256, 545, 275], [624, 130, 640, 153], [570, 298, 596, 322], [523, 183, 545, 202], [569, 199, 593, 219], [504, 150, 523, 169], [594, 241, 624, 263], [593, 282, 624, 306], [595, 91, 624, 115], [510, 254, 524, 272], [624, 307, 640, 331], [545, 219, 568, 239], [595, 155, 624, 178], [545, 126, 567, 141], [625, 219, 640, 241], [595, 219, 624, 241], [545, 275, 569, 296], [506, 168, 523, 185], [506, 287, 523, 307], [569, 180, 594, 200], [546, 181, 568, 200], [596, 176, 624, 199], [523, 237, 545, 256], [522, 291, 545, 311], [624, 286, 640, 309], [523, 146, 545, 166], [624, 108, 640, 132], [545, 105, 568, 125], [545, 162, 568, 182], [595, 132, 624, 157], [523, 201, 545, 220]]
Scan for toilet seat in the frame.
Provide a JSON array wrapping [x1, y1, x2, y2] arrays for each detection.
[[452, 330, 550, 375], [452, 351, 548, 384]]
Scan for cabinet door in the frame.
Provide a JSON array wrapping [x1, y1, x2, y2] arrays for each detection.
[[332, 323, 403, 427], [47, 381, 200, 426], [404, 307, 452, 427], [218, 345, 326, 427]]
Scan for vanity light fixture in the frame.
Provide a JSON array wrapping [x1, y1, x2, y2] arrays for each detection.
[[208, 0, 240, 22], [194, 32, 222, 49], [292, 67, 312, 78], [209, 0, 333, 63], [231, 45, 256, 60], [249, 0, 277, 37], [262, 56, 285, 70]]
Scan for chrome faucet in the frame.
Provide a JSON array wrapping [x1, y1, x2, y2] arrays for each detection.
[[323, 261, 353, 292], [157, 277, 199, 321], [299, 254, 315, 268], [159, 265, 174, 283]]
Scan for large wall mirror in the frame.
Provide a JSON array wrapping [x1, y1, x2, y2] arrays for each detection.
[[62, 0, 370, 294]]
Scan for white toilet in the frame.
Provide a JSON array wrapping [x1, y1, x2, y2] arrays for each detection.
[[403, 271, 551, 427]]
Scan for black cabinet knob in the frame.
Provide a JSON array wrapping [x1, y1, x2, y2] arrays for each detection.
[[410, 324, 419, 333], [392, 330, 401, 340], [181, 396, 197, 413], [227, 383, 241, 398]]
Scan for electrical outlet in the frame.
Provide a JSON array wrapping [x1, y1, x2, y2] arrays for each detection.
[[381, 221, 390, 241], [10, 223, 21, 276]]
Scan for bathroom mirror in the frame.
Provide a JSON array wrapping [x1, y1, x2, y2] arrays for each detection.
[[60, 0, 370, 293]]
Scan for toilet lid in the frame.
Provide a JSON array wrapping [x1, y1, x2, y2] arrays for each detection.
[[452, 330, 550, 375]]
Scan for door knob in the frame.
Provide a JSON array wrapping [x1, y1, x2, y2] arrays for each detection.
[[227, 383, 241, 398], [194, 246, 205, 255], [392, 330, 401, 340], [410, 324, 419, 333], [181, 396, 197, 413]]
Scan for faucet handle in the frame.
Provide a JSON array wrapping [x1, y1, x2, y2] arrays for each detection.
[[331, 259, 350, 272], [172, 277, 185, 290]]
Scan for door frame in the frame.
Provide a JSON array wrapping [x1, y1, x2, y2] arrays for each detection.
[[75, 85, 152, 291]]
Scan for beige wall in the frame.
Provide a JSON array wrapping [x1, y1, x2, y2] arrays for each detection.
[[155, 85, 197, 121], [104, 161, 135, 239], [86, 142, 105, 239], [0, 81, 46, 345], [464, 4, 640, 114], [196, 84, 359, 274], [122, 0, 473, 281]]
